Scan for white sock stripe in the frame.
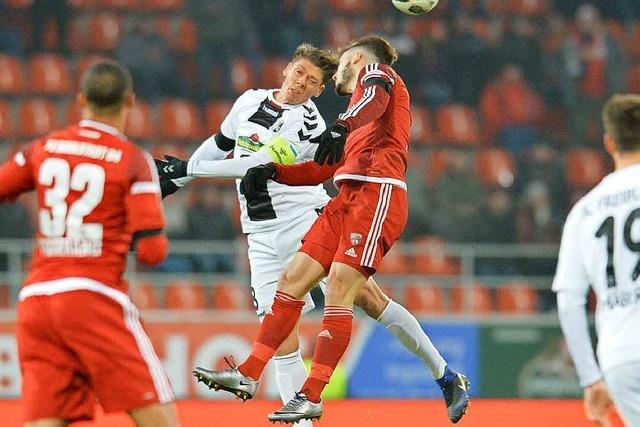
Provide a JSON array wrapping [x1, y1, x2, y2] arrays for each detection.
[[361, 183, 388, 267], [364, 184, 393, 267], [275, 292, 300, 302], [339, 86, 374, 121], [362, 184, 392, 266]]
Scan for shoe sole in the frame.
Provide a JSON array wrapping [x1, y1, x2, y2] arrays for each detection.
[[269, 416, 322, 424], [192, 370, 253, 402], [451, 376, 471, 424]]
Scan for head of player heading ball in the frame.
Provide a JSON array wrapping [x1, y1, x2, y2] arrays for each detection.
[[311, 121, 349, 165]]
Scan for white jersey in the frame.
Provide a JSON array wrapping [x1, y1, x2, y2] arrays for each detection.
[[218, 89, 330, 233], [553, 164, 640, 375]]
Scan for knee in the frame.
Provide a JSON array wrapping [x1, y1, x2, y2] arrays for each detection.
[[278, 267, 305, 298]]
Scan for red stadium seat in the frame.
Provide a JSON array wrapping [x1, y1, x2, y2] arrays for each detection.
[[231, 57, 257, 95], [19, 99, 57, 138], [68, 0, 97, 9], [158, 100, 203, 141], [165, 281, 207, 310], [507, 0, 548, 16], [326, 18, 355, 48], [451, 284, 492, 314], [377, 245, 409, 274], [130, 282, 159, 309], [261, 57, 288, 89], [5, 0, 32, 7], [629, 24, 640, 59], [212, 280, 252, 311], [627, 65, 640, 93], [206, 101, 233, 133], [99, 0, 140, 10], [153, 17, 197, 53], [0, 55, 24, 95], [566, 149, 609, 188], [143, 0, 183, 11], [88, 14, 122, 51], [410, 105, 433, 145], [476, 148, 515, 187], [27, 55, 72, 95], [0, 282, 10, 308], [496, 282, 538, 314], [62, 100, 81, 126], [0, 101, 13, 138], [435, 104, 481, 146], [404, 283, 445, 314], [328, 0, 369, 12], [75, 56, 108, 83], [125, 101, 154, 140], [412, 236, 460, 275], [426, 150, 454, 186]]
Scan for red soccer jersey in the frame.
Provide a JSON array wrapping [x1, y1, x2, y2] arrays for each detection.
[[0, 119, 165, 292], [334, 63, 411, 189]]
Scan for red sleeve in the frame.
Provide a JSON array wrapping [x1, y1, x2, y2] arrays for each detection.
[[337, 64, 393, 132], [125, 147, 165, 233], [0, 146, 36, 203], [274, 160, 342, 186]]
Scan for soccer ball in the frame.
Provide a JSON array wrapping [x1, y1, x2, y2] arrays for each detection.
[[391, 0, 440, 15]]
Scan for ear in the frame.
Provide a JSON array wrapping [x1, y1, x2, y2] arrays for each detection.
[[351, 51, 362, 65], [77, 92, 87, 110], [313, 84, 326, 98], [125, 92, 135, 109], [604, 132, 616, 156]]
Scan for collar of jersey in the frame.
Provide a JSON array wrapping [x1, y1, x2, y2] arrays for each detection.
[[79, 119, 127, 140], [269, 89, 305, 110], [602, 163, 640, 183]]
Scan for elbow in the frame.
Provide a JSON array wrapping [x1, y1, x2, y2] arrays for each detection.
[[136, 234, 169, 266]]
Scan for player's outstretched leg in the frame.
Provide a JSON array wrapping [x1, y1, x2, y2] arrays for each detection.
[[437, 367, 471, 424], [193, 357, 259, 401]]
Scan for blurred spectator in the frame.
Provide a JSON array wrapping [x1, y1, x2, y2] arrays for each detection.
[[186, 0, 258, 100], [560, 4, 627, 145], [480, 64, 545, 156], [30, 0, 69, 53], [430, 151, 484, 241], [475, 189, 518, 275], [185, 187, 236, 272], [116, 20, 187, 101], [444, 13, 491, 104], [405, 159, 431, 240], [516, 181, 561, 244], [0, 202, 33, 270], [0, 1, 23, 56], [496, 17, 543, 85]]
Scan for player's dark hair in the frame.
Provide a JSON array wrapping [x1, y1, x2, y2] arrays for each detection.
[[291, 43, 339, 85], [603, 94, 640, 152], [80, 60, 133, 115], [339, 35, 399, 65]]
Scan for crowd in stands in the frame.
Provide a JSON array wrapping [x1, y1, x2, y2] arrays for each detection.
[[0, 0, 639, 281]]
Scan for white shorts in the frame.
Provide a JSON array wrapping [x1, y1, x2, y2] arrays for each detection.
[[247, 209, 325, 319], [604, 361, 640, 427]]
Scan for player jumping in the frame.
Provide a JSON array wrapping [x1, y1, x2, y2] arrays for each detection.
[[189, 36, 470, 424], [0, 61, 179, 427], [555, 94, 640, 427]]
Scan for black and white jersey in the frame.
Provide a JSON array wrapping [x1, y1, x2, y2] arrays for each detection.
[[553, 165, 640, 375], [220, 89, 329, 233]]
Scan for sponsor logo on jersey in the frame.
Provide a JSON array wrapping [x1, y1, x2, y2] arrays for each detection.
[[344, 247, 357, 258], [350, 233, 362, 246], [318, 329, 333, 339], [237, 135, 263, 152], [262, 103, 279, 117]]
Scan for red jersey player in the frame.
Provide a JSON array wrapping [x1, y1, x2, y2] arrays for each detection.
[[0, 61, 179, 427], [194, 36, 470, 424]]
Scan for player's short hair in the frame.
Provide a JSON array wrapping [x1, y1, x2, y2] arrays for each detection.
[[603, 94, 640, 152], [291, 44, 339, 85], [80, 60, 133, 116], [339, 35, 399, 66]]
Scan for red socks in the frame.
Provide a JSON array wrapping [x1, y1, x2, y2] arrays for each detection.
[[302, 306, 354, 403], [239, 291, 305, 380]]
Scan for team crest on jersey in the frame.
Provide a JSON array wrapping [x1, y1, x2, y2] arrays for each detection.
[[350, 233, 362, 246]]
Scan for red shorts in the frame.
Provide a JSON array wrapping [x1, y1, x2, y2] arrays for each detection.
[[17, 278, 174, 423], [301, 181, 407, 278]]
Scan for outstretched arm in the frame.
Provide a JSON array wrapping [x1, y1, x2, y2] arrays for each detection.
[[0, 149, 35, 203], [274, 160, 342, 186]]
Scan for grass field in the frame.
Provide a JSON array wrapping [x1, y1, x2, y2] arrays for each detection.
[[0, 399, 624, 426]]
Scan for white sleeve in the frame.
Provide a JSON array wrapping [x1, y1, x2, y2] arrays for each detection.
[[557, 291, 602, 387], [553, 205, 601, 387], [188, 151, 272, 179]]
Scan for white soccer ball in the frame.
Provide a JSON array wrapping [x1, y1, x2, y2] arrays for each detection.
[[391, 0, 440, 15]]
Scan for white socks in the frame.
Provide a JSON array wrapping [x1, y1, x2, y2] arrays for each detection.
[[378, 300, 447, 379], [274, 349, 313, 427]]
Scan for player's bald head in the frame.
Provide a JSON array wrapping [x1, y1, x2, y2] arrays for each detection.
[[80, 60, 133, 116], [603, 94, 640, 152]]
